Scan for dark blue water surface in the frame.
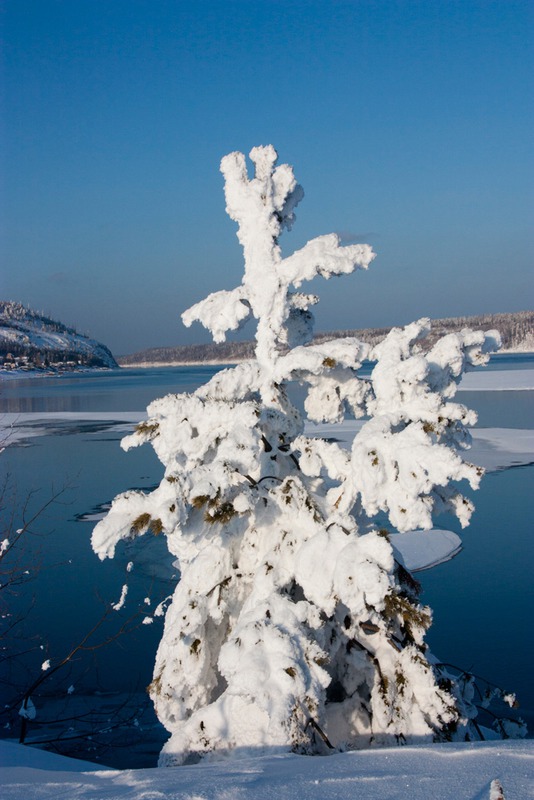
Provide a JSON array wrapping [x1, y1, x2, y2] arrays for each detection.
[[1, 356, 532, 759], [1, 353, 532, 414], [0, 365, 228, 413]]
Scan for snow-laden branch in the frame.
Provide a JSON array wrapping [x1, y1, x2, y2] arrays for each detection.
[[182, 146, 376, 382], [92, 145, 511, 765]]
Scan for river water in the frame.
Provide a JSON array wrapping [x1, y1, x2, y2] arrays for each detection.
[[1, 355, 532, 765]]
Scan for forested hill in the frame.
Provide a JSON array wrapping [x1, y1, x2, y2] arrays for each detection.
[[0, 301, 118, 372], [118, 310, 534, 366]]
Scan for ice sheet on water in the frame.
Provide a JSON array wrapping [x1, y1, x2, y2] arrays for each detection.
[[458, 368, 534, 391], [0, 412, 145, 445], [389, 529, 462, 572], [306, 421, 534, 472]]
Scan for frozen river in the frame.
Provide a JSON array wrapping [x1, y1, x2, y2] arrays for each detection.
[[1, 354, 532, 766]]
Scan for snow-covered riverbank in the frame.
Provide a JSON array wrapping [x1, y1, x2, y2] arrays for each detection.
[[1, 738, 532, 799]]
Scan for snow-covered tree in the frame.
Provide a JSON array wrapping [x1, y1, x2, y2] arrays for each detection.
[[92, 146, 503, 765]]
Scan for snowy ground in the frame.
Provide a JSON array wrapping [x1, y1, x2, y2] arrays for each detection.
[[1, 738, 533, 799]]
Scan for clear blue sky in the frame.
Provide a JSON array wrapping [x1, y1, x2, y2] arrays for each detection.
[[2, 0, 532, 355]]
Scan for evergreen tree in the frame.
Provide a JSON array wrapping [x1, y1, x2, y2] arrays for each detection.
[[92, 146, 504, 765]]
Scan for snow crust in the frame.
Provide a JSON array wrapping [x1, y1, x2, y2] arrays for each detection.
[[0, 740, 111, 772], [1, 739, 532, 800]]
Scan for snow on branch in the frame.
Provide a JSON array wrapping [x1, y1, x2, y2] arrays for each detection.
[[182, 146, 375, 372]]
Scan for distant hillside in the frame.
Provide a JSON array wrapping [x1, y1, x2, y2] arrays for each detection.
[[313, 311, 534, 352], [118, 310, 534, 366], [0, 301, 118, 373]]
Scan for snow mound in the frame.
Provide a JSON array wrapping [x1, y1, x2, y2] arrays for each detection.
[[1, 739, 532, 800]]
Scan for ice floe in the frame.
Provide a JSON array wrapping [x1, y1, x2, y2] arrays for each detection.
[[389, 529, 462, 572], [459, 368, 534, 391], [0, 411, 144, 446]]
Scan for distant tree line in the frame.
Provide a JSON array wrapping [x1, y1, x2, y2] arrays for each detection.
[[118, 310, 534, 365], [0, 301, 79, 336]]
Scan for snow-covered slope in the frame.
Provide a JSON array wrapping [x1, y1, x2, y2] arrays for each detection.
[[0, 301, 118, 371], [1, 739, 532, 799]]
